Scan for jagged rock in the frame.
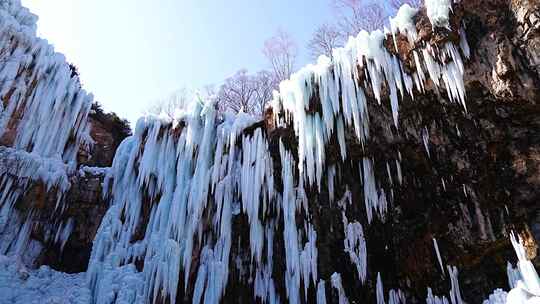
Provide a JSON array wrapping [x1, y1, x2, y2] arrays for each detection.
[[35, 170, 109, 273], [79, 103, 131, 167]]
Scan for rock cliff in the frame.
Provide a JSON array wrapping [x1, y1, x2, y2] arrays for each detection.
[[0, 0, 539, 303]]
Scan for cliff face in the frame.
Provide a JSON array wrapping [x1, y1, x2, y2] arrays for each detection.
[[234, 1, 540, 302], [0, 0, 129, 275], [81, 103, 132, 167], [333, 0, 540, 300], [0, 0, 539, 304]]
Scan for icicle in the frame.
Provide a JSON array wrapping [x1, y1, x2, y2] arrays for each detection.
[[279, 140, 301, 304], [507, 262, 521, 289], [508, 233, 540, 296], [343, 220, 367, 283], [482, 289, 507, 304], [362, 158, 385, 223], [255, 222, 279, 304], [426, 288, 450, 304], [377, 272, 386, 304], [317, 280, 327, 304], [388, 289, 406, 304], [331, 273, 349, 304], [54, 218, 74, 252], [300, 224, 319, 298], [386, 162, 393, 186], [422, 127, 431, 157], [433, 238, 445, 276], [447, 265, 464, 304], [13, 213, 33, 256]]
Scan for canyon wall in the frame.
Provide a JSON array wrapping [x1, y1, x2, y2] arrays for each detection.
[[0, 0, 539, 303]]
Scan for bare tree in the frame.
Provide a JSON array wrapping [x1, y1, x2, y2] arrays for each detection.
[[217, 69, 257, 114], [262, 30, 298, 82], [307, 23, 342, 60], [252, 70, 277, 113], [388, 0, 423, 10], [147, 87, 190, 118], [216, 69, 277, 116], [333, 0, 387, 37]]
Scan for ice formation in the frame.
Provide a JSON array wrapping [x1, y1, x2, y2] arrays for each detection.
[[317, 280, 327, 304], [377, 272, 385, 304], [422, 127, 431, 157], [483, 289, 507, 304], [505, 234, 540, 303], [0, 0, 92, 265], [0, 255, 92, 304], [432, 238, 445, 276], [447, 265, 464, 304], [424, 265, 466, 304], [270, 0, 470, 194], [0, 1, 92, 162], [507, 261, 521, 289], [87, 104, 278, 304], [0, 0, 493, 303], [425, 0, 454, 29], [331, 273, 349, 304], [0, 147, 75, 261], [480, 233, 540, 304], [77, 0, 473, 302], [343, 219, 367, 283], [78, 166, 110, 178]]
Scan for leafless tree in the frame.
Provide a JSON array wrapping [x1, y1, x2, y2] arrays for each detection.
[[388, 0, 423, 10], [216, 69, 277, 116], [252, 70, 277, 113], [262, 30, 298, 82], [333, 0, 387, 37], [147, 87, 190, 118], [217, 69, 256, 114], [307, 23, 342, 59]]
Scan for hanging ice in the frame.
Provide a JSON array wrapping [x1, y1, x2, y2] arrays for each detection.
[[343, 220, 367, 283], [433, 238, 445, 275], [427, 288, 450, 304], [422, 127, 431, 157], [0, 1, 92, 163], [0, 0, 482, 303], [507, 261, 521, 289], [377, 272, 385, 304], [505, 233, 540, 303], [0, 0, 93, 265], [270, 0, 469, 191], [482, 289, 507, 304], [331, 273, 350, 304], [447, 265, 464, 304], [317, 280, 327, 304], [425, 0, 453, 29]]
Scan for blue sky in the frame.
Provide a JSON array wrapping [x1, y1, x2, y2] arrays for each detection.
[[21, 0, 338, 125]]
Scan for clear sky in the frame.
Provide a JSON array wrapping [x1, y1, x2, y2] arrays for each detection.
[[20, 0, 337, 125]]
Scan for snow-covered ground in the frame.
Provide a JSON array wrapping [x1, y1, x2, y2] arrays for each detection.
[[0, 256, 91, 304]]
